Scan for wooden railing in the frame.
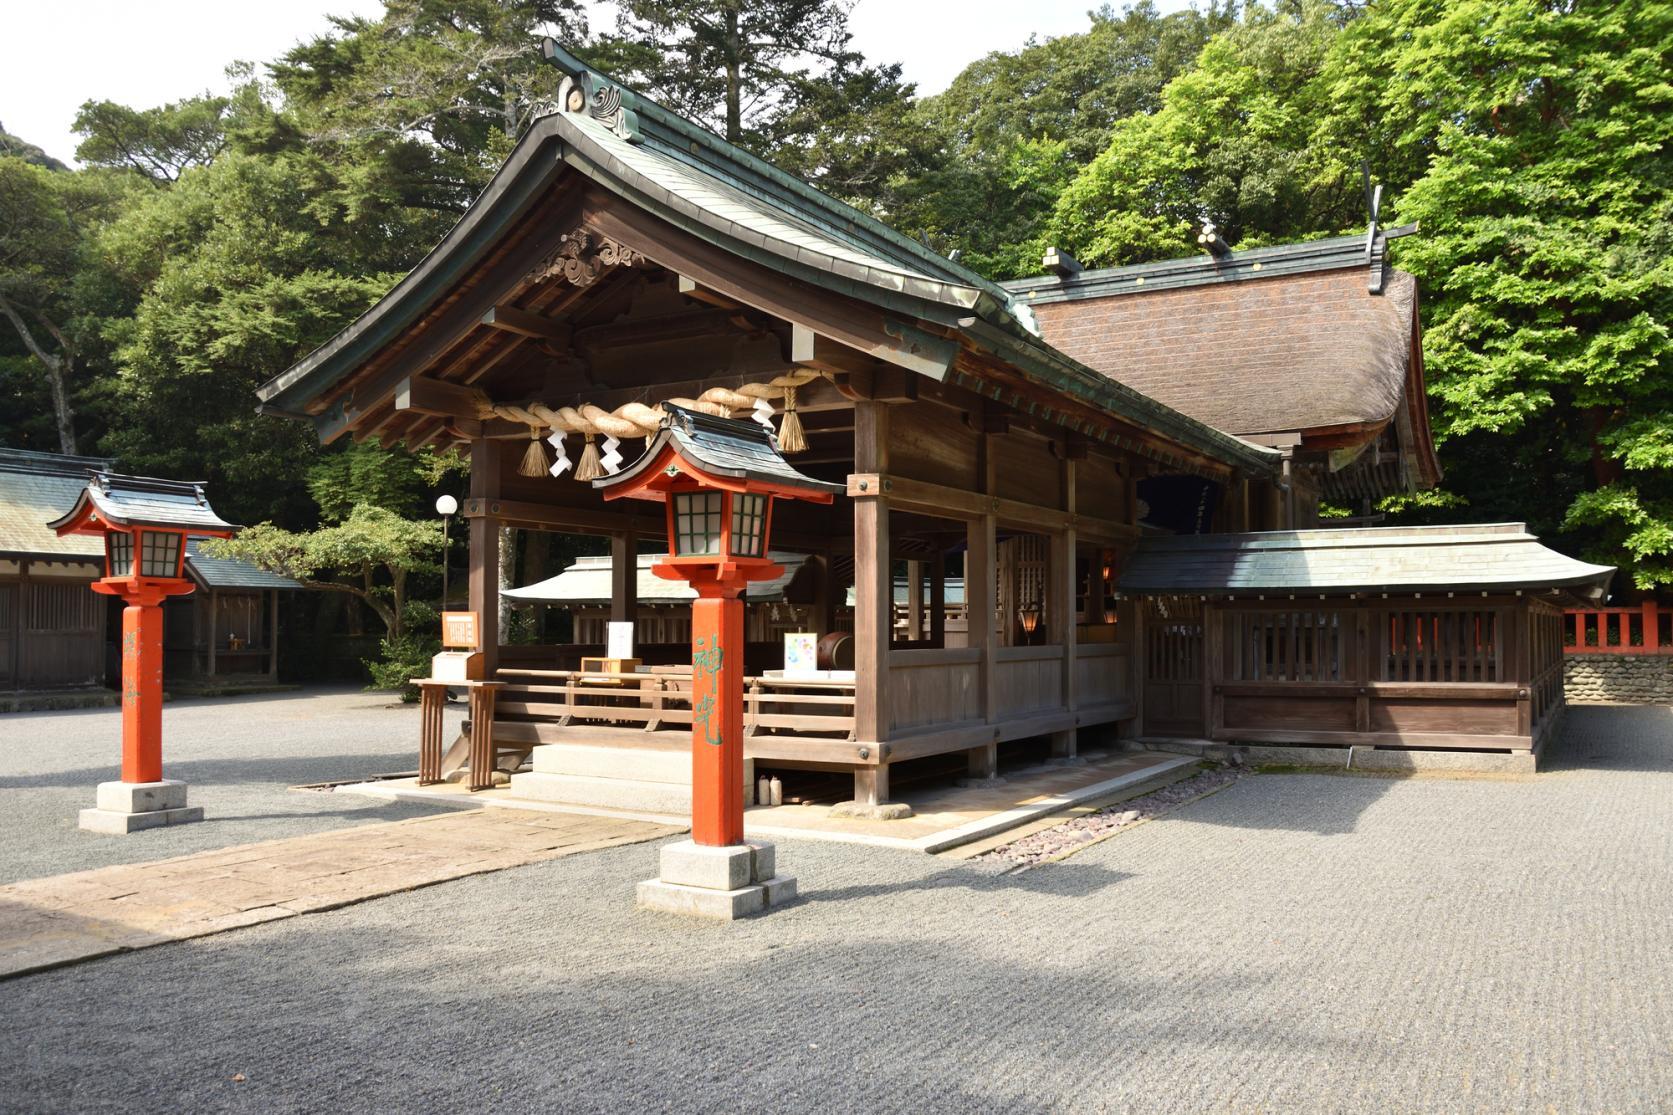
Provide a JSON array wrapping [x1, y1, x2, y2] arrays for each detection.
[[1565, 602, 1671, 655], [886, 647, 981, 735], [491, 668, 856, 742]]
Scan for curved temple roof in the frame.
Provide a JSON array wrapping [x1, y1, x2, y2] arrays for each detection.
[[254, 44, 1279, 480], [1119, 523, 1615, 604]]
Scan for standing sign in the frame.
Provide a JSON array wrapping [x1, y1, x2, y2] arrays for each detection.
[[441, 611, 480, 648], [606, 621, 635, 661]]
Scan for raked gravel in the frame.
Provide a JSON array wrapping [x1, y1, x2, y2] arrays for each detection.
[[3, 705, 1672, 1112], [0, 687, 465, 884]]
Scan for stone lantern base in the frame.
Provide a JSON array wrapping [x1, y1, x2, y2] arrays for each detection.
[[79, 780, 204, 834], [637, 840, 796, 920]]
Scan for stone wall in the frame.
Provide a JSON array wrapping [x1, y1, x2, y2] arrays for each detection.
[[1565, 654, 1673, 704]]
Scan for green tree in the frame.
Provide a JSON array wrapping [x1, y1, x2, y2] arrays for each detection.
[[899, 2, 1233, 277], [73, 94, 232, 182], [595, 0, 860, 144], [1044, 0, 1361, 269], [1339, 0, 1673, 586], [271, 0, 586, 208], [204, 504, 443, 638], [0, 158, 134, 453]]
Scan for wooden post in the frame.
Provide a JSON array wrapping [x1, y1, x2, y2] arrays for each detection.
[[469, 439, 501, 677], [1049, 526, 1077, 758], [1048, 453, 1078, 758], [206, 589, 217, 678], [417, 680, 447, 784], [906, 559, 924, 642], [1643, 600, 1660, 652], [929, 555, 946, 648], [466, 681, 503, 791], [268, 590, 280, 680], [852, 401, 891, 749], [1353, 604, 1371, 733], [611, 529, 637, 626], [853, 765, 889, 808], [970, 512, 997, 725]]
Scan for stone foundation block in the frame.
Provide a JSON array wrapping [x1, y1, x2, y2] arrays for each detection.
[[659, 841, 755, 891], [829, 800, 914, 820], [637, 878, 766, 920], [639, 840, 794, 920], [79, 805, 204, 834], [95, 779, 188, 814], [760, 875, 798, 906]]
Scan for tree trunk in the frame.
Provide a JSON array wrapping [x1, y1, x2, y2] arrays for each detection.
[[0, 293, 78, 454], [724, 9, 742, 142]]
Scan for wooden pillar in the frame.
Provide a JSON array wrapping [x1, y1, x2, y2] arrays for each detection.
[[852, 401, 891, 748], [268, 590, 280, 680], [929, 555, 946, 648], [1049, 454, 1077, 759], [469, 438, 502, 677], [610, 529, 636, 626], [853, 765, 889, 808], [969, 512, 996, 725], [206, 589, 217, 679], [1050, 527, 1077, 758], [1200, 601, 1219, 740], [813, 551, 833, 637], [906, 559, 923, 642]]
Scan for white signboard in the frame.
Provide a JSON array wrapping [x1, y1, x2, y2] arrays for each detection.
[[783, 632, 818, 677], [606, 621, 635, 661]]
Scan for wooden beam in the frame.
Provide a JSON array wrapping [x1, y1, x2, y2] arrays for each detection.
[[586, 199, 955, 383], [395, 376, 491, 418], [318, 190, 585, 424], [847, 473, 1138, 545], [482, 304, 573, 343]]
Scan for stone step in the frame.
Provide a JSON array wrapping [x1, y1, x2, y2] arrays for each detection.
[[531, 741, 692, 783], [508, 772, 694, 814]]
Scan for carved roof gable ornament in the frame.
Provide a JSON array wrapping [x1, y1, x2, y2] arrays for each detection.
[[561, 73, 641, 143], [528, 228, 644, 289]]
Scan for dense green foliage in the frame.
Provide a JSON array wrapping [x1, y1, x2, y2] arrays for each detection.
[[1, 0, 1667, 592]]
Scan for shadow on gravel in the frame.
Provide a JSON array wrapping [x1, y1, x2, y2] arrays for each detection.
[[811, 860, 1132, 906], [0, 754, 419, 790], [1540, 706, 1673, 774]]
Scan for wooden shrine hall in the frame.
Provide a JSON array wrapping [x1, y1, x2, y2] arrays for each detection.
[[254, 43, 1608, 806]]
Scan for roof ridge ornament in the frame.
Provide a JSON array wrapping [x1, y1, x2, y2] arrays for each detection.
[[557, 67, 641, 144]]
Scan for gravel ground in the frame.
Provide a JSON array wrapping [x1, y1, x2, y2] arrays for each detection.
[[4, 705, 1672, 1112], [0, 687, 465, 884], [985, 766, 1246, 866]]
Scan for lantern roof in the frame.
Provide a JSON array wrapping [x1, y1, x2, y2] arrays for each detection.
[[596, 405, 843, 502], [48, 471, 235, 539]]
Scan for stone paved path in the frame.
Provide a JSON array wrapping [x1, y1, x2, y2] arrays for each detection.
[[0, 808, 679, 979]]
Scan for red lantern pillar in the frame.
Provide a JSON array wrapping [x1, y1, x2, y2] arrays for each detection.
[[49, 472, 235, 834], [690, 583, 746, 846], [117, 591, 167, 784]]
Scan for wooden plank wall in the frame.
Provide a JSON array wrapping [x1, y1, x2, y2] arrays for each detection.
[[1180, 596, 1547, 753]]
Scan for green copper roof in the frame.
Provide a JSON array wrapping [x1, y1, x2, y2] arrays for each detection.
[[256, 45, 1279, 478]]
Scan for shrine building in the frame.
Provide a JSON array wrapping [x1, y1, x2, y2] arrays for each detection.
[[254, 43, 1610, 809]]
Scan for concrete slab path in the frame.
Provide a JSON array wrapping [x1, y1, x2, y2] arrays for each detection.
[[0, 809, 679, 979]]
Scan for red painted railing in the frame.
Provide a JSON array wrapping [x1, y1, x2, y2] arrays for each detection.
[[1565, 602, 1672, 655]]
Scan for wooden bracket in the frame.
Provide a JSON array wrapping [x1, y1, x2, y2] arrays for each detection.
[[481, 305, 573, 344]]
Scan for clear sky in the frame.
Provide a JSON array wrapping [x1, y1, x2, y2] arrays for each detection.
[[1, 0, 1193, 167]]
